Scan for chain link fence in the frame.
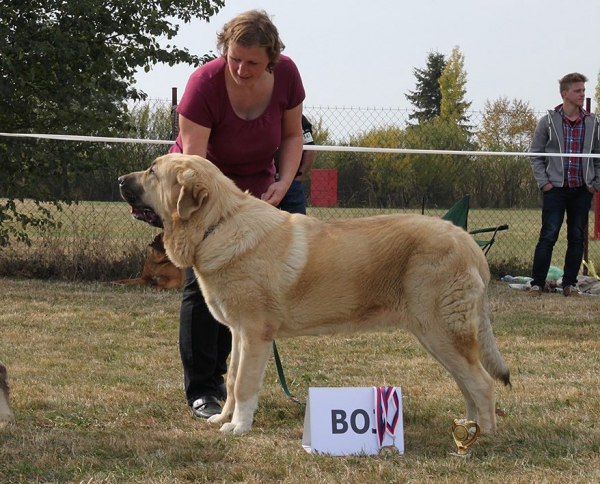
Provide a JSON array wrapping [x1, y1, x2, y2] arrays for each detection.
[[1, 100, 599, 281]]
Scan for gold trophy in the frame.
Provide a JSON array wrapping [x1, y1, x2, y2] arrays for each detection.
[[450, 419, 480, 457]]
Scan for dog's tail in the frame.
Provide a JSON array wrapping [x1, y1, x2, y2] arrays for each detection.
[[479, 297, 511, 387]]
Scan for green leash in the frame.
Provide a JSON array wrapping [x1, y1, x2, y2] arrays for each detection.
[[272, 341, 305, 406]]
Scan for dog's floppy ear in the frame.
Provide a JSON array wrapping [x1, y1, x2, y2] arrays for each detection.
[[176, 169, 208, 221]]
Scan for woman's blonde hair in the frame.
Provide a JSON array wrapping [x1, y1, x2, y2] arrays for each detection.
[[216, 10, 285, 73]]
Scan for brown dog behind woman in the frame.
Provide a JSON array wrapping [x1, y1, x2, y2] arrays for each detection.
[[112, 233, 185, 290]]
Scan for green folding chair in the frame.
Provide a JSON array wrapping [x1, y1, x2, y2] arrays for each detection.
[[442, 195, 509, 255]]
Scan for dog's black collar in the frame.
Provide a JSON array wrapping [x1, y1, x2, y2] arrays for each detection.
[[203, 218, 224, 241]]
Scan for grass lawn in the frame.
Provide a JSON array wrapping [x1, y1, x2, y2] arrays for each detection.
[[1, 278, 599, 483]]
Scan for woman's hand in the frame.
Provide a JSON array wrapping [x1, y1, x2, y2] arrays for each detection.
[[261, 180, 290, 206]]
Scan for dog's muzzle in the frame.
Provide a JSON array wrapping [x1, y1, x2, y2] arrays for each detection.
[[118, 174, 164, 228]]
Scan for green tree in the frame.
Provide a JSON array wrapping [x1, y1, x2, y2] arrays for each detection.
[[477, 98, 536, 152], [438, 46, 471, 127], [403, 118, 472, 207], [403, 47, 474, 208], [474, 97, 538, 208], [351, 127, 409, 208], [405, 51, 446, 124], [0, 0, 223, 246], [90, 100, 175, 201]]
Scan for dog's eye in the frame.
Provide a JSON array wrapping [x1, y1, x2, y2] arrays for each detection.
[[149, 167, 156, 176]]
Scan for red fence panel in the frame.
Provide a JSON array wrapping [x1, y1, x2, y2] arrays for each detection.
[[310, 169, 338, 207]]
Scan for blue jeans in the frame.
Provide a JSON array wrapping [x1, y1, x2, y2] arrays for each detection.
[[531, 186, 593, 288], [278, 179, 306, 214]]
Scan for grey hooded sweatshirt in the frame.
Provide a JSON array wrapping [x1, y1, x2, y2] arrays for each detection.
[[530, 108, 600, 191]]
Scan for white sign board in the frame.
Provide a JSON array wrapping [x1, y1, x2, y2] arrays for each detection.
[[302, 386, 404, 456]]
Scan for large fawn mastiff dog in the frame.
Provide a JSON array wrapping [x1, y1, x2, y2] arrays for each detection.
[[119, 154, 511, 435]]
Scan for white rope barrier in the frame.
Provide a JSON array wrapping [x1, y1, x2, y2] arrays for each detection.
[[1, 132, 599, 158], [0, 132, 171, 145], [300, 145, 600, 159]]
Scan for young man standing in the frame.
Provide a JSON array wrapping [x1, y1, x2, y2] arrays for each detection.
[[528, 72, 600, 297]]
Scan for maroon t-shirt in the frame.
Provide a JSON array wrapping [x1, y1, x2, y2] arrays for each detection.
[[170, 55, 305, 197]]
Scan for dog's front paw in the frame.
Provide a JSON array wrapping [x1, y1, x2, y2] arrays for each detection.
[[219, 421, 252, 434], [219, 422, 237, 433], [207, 413, 228, 425]]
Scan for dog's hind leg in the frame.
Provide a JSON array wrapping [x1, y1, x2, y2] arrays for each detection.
[[452, 366, 496, 433], [443, 358, 495, 432], [438, 359, 479, 422], [414, 331, 497, 434]]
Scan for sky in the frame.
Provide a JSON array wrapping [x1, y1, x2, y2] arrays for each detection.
[[134, 0, 600, 113]]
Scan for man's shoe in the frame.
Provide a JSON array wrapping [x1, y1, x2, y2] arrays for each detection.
[[191, 396, 222, 419], [527, 285, 542, 297], [563, 285, 581, 297]]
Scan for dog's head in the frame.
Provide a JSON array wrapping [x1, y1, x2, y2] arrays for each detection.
[[119, 154, 239, 231]]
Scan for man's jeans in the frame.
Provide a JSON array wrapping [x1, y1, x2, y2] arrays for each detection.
[[531, 186, 594, 288]]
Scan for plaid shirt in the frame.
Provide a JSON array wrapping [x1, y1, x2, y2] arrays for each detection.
[[557, 105, 586, 187]]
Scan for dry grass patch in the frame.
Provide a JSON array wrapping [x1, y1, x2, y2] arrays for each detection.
[[1, 278, 599, 483]]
